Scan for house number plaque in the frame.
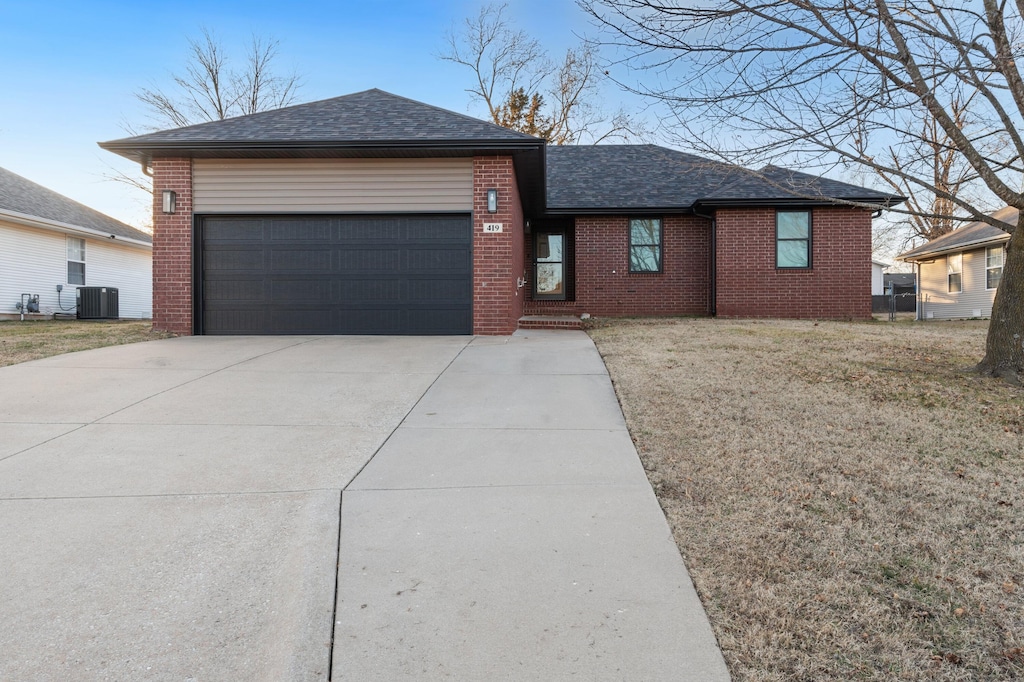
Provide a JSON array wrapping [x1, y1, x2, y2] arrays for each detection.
[[483, 223, 503, 233]]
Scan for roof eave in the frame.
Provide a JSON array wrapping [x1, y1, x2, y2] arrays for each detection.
[[541, 205, 696, 216], [898, 234, 1010, 262], [0, 208, 152, 248], [693, 196, 904, 208], [98, 138, 545, 164]]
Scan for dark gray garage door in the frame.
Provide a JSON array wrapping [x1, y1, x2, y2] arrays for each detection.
[[199, 214, 472, 335]]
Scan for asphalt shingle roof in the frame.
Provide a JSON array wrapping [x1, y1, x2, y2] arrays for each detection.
[[708, 165, 899, 204], [101, 89, 541, 150], [545, 145, 899, 211], [0, 166, 151, 243], [898, 207, 1014, 261]]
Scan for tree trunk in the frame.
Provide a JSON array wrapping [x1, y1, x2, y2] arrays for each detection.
[[978, 215, 1023, 384]]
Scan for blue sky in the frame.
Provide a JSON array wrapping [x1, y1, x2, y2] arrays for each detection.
[[0, 0, 608, 227]]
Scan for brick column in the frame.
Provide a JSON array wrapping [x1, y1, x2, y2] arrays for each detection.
[[151, 158, 194, 334], [472, 156, 524, 334]]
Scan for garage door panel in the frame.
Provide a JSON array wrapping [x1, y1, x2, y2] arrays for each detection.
[[407, 279, 471, 302], [204, 309, 266, 334], [270, 249, 334, 272], [205, 277, 266, 302], [408, 217, 471, 241], [204, 219, 266, 240], [405, 248, 471, 271], [334, 279, 403, 302], [336, 218, 402, 241], [270, 219, 331, 240], [269, 279, 334, 302], [203, 247, 266, 272], [200, 214, 472, 335], [339, 249, 403, 272]]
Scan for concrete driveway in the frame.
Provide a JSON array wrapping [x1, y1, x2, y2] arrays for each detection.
[[0, 332, 728, 680]]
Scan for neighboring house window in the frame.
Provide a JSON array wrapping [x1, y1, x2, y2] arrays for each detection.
[[986, 245, 1005, 289], [947, 253, 962, 293], [776, 210, 811, 268], [629, 218, 662, 273], [67, 237, 85, 285]]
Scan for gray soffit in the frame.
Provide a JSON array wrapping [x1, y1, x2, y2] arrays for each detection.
[[0, 166, 151, 243], [898, 206, 1014, 261], [544, 145, 902, 213]]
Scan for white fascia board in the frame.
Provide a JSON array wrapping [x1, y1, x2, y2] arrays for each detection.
[[0, 208, 152, 250], [898, 235, 1009, 262]]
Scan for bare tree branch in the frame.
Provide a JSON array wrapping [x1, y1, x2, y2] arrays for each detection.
[[581, 0, 1024, 380], [441, 3, 646, 143]]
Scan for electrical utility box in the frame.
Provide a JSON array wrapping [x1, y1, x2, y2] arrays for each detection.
[[77, 287, 119, 319]]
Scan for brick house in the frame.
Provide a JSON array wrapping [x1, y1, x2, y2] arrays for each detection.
[[100, 89, 899, 335]]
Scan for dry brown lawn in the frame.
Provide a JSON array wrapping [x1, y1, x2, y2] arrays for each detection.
[[0, 320, 170, 367], [589, 318, 1023, 681]]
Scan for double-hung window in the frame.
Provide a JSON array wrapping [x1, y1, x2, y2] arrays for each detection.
[[776, 211, 811, 268], [629, 218, 662, 273], [986, 245, 1005, 289], [67, 237, 86, 285], [947, 253, 962, 293]]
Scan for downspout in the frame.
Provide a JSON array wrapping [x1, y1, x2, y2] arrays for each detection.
[[915, 261, 922, 321], [694, 207, 716, 316]]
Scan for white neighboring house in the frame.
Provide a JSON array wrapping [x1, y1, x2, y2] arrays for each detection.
[[871, 260, 888, 296], [898, 206, 1013, 320], [0, 166, 152, 319]]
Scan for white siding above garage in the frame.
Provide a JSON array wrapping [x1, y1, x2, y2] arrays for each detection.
[[192, 158, 474, 213]]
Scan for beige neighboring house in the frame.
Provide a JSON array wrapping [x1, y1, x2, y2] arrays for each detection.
[[898, 207, 1013, 320], [0, 166, 152, 320]]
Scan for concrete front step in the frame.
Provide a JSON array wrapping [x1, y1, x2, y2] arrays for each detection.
[[518, 315, 583, 330]]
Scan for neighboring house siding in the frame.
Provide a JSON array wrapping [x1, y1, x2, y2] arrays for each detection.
[[192, 158, 474, 213], [872, 262, 885, 296], [919, 247, 997, 319], [472, 155, 524, 334], [0, 219, 151, 318], [715, 206, 872, 319], [524, 215, 711, 317]]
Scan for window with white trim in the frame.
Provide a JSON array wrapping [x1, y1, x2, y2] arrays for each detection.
[[947, 253, 962, 293], [986, 245, 1005, 290], [67, 237, 85, 285]]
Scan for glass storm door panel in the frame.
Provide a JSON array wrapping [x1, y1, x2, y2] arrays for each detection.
[[534, 232, 565, 299]]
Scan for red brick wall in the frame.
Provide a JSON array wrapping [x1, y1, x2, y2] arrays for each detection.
[[525, 215, 711, 317], [151, 158, 193, 335], [715, 206, 872, 319], [473, 156, 524, 334]]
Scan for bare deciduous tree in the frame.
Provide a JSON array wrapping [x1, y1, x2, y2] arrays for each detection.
[[136, 28, 301, 131], [108, 29, 301, 218], [581, 0, 1024, 382], [441, 3, 641, 144]]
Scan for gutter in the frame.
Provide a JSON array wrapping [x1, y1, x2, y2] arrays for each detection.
[[693, 207, 717, 316], [0, 208, 152, 249], [899, 235, 1010, 262]]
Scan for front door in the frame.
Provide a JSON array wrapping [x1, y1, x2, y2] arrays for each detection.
[[534, 231, 565, 300]]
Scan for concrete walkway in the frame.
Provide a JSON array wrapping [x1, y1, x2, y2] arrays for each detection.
[[0, 331, 728, 680]]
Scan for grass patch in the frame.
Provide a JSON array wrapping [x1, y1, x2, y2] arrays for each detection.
[[589, 317, 1023, 681], [0, 320, 171, 367]]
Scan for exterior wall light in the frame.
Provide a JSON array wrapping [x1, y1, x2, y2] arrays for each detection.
[[162, 190, 177, 214], [487, 188, 498, 213]]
